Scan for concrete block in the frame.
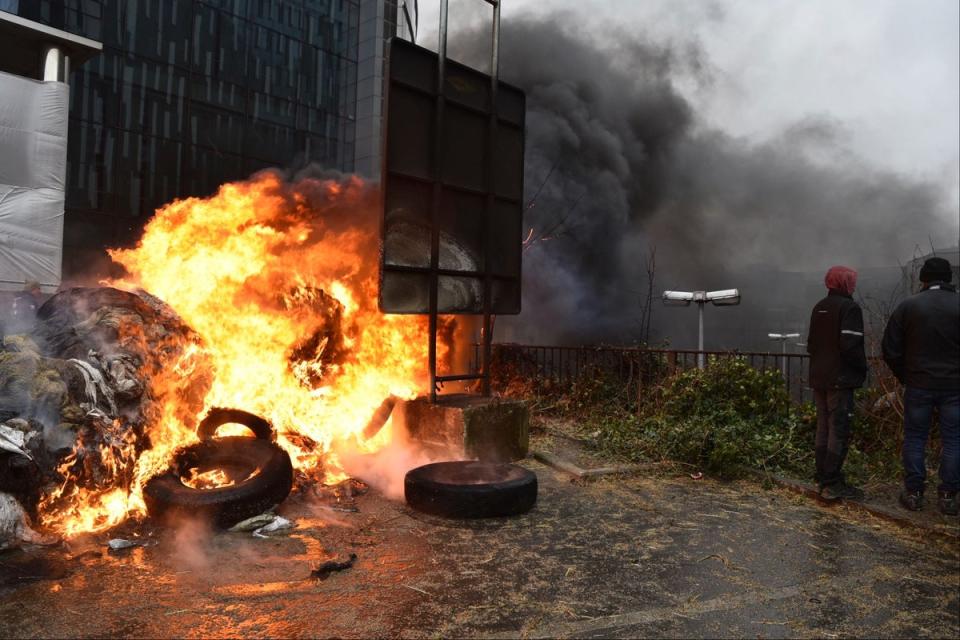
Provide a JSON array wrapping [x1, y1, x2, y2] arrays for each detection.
[[397, 394, 529, 462]]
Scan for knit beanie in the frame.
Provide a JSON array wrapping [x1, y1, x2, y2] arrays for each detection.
[[919, 257, 953, 283]]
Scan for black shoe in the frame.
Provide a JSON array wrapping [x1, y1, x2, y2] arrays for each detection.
[[819, 484, 839, 501], [821, 482, 864, 501], [838, 482, 865, 501], [899, 489, 924, 511], [938, 491, 959, 516]]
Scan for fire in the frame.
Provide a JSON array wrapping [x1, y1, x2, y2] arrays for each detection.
[[39, 171, 439, 536], [181, 467, 255, 490]]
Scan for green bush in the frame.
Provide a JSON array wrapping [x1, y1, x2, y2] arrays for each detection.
[[498, 350, 910, 483], [556, 365, 629, 414], [585, 359, 812, 478], [662, 360, 790, 421]]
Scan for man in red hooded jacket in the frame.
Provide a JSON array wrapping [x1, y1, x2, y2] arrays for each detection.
[[806, 265, 868, 500]]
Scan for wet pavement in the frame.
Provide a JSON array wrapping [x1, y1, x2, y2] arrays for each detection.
[[1, 458, 958, 638]]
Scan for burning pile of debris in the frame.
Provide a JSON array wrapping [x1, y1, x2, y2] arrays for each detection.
[[1, 286, 210, 547], [2, 171, 437, 548]]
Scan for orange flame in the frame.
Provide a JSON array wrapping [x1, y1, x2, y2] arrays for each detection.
[[39, 171, 438, 536], [181, 467, 254, 490]]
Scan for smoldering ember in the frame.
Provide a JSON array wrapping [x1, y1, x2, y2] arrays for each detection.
[[0, 2, 958, 639]]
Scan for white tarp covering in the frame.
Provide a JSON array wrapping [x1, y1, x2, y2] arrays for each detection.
[[0, 70, 68, 293]]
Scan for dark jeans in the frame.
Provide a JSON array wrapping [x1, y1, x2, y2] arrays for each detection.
[[902, 386, 960, 494], [814, 389, 855, 488]]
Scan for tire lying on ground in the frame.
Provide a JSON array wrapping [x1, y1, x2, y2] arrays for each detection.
[[144, 437, 293, 528], [404, 461, 537, 518], [197, 407, 274, 441]]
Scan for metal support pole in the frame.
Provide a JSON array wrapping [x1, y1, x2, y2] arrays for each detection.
[[697, 302, 705, 369], [769, 333, 799, 383], [428, 0, 450, 403], [491, 0, 501, 73], [428, 0, 501, 401], [781, 340, 788, 380], [480, 0, 500, 396]]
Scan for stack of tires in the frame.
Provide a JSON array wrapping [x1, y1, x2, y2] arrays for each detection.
[[144, 409, 293, 528]]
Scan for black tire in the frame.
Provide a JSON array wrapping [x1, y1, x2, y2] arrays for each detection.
[[144, 437, 293, 528], [404, 461, 537, 519], [197, 407, 274, 441]]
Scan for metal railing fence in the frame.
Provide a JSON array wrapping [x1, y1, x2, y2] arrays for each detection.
[[474, 343, 887, 405]]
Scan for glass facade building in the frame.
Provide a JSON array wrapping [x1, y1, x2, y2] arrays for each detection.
[[11, 0, 412, 277]]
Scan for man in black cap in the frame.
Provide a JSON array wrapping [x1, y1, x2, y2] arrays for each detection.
[[882, 257, 960, 516]]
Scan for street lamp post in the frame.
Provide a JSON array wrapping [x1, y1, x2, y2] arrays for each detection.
[[768, 332, 801, 379], [663, 289, 741, 369]]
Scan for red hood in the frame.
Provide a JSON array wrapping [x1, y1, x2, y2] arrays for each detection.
[[825, 265, 857, 295]]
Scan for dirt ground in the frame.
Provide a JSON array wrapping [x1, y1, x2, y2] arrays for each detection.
[[1, 435, 958, 639]]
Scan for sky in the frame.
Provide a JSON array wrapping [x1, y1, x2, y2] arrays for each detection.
[[416, 0, 960, 232]]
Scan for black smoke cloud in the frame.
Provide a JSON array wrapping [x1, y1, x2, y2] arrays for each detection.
[[448, 16, 955, 346]]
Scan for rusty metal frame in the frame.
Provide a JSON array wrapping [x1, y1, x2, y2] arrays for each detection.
[[425, 0, 502, 402]]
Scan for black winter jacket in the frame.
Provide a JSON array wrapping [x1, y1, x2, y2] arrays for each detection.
[[881, 282, 960, 390], [807, 290, 868, 390]]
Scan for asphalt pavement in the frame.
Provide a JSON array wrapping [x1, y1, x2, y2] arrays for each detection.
[[0, 456, 957, 638]]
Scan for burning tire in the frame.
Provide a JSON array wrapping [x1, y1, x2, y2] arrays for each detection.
[[404, 461, 537, 519], [197, 408, 274, 441], [143, 437, 293, 528]]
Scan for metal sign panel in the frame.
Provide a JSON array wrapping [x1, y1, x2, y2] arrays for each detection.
[[379, 37, 525, 315]]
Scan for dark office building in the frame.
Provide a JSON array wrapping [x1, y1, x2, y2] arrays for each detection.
[[9, 0, 415, 277]]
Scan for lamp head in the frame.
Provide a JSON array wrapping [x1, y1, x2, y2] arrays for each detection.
[[706, 289, 741, 306], [662, 291, 694, 307]]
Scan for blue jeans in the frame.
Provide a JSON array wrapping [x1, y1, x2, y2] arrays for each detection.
[[902, 386, 960, 494]]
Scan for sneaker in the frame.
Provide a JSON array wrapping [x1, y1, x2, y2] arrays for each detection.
[[899, 489, 924, 511], [838, 482, 865, 501], [819, 484, 845, 501], [821, 482, 864, 501], [938, 491, 959, 516]]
